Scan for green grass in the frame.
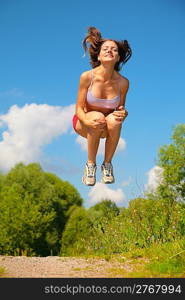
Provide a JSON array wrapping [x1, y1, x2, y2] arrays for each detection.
[[147, 259, 184, 277], [122, 240, 185, 277]]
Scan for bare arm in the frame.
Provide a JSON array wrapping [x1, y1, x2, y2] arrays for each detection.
[[75, 71, 90, 123], [113, 78, 129, 121], [119, 77, 129, 108]]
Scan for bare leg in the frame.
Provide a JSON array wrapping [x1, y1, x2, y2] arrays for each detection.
[[86, 112, 106, 164], [75, 111, 107, 164], [87, 129, 102, 164], [104, 114, 122, 163]]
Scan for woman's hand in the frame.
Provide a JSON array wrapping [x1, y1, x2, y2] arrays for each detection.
[[84, 118, 106, 129], [113, 106, 128, 122]]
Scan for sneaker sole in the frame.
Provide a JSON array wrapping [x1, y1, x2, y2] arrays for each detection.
[[101, 178, 115, 184], [82, 176, 96, 186]]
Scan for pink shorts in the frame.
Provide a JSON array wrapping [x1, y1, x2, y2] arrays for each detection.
[[72, 114, 78, 132]]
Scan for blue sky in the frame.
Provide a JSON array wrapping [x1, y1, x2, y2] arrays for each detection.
[[0, 0, 184, 207]]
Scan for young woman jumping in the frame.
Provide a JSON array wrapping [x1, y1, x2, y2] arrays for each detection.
[[73, 27, 132, 186]]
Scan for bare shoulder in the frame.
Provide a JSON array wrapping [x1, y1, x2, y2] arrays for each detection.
[[119, 74, 129, 86], [79, 70, 92, 87], [119, 74, 129, 92]]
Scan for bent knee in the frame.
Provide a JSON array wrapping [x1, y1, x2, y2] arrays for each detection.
[[106, 114, 122, 130], [86, 111, 105, 122]]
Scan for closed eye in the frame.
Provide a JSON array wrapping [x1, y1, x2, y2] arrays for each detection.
[[102, 47, 118, 51]]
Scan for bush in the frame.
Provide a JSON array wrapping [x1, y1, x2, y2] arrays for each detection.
[[60, 198, 185, 256], [61, 206, 93, 256], [0, 163, 83, 256]]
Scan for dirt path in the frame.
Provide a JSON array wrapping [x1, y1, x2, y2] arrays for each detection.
[[0, 255, 137, 278]]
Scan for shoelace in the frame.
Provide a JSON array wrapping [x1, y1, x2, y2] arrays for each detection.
[[87, 164, 95, 177], [103, 163, 112, 176]]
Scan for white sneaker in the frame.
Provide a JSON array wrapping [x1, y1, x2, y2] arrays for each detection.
[[101, 162, 115, 184], [82, 163, 97, 186]]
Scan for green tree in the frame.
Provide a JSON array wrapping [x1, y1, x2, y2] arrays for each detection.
[[157, 124, 185, 203], [0, 163, 83, 256], [60, 200, 120, 256], [61, 206, 93, 255], [0, 173, 5, 192], [88, 200, 120, 233], [88, 200, 120, 217]]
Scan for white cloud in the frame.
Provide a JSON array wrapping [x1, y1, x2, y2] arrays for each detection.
[[76, 135, 126, 155], [0, 103, 75, 172], [88, 182, 126, 205], [145, 165, 163, 192]]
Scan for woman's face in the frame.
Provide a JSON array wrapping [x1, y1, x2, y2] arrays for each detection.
[[98, 40, 120, 65]]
